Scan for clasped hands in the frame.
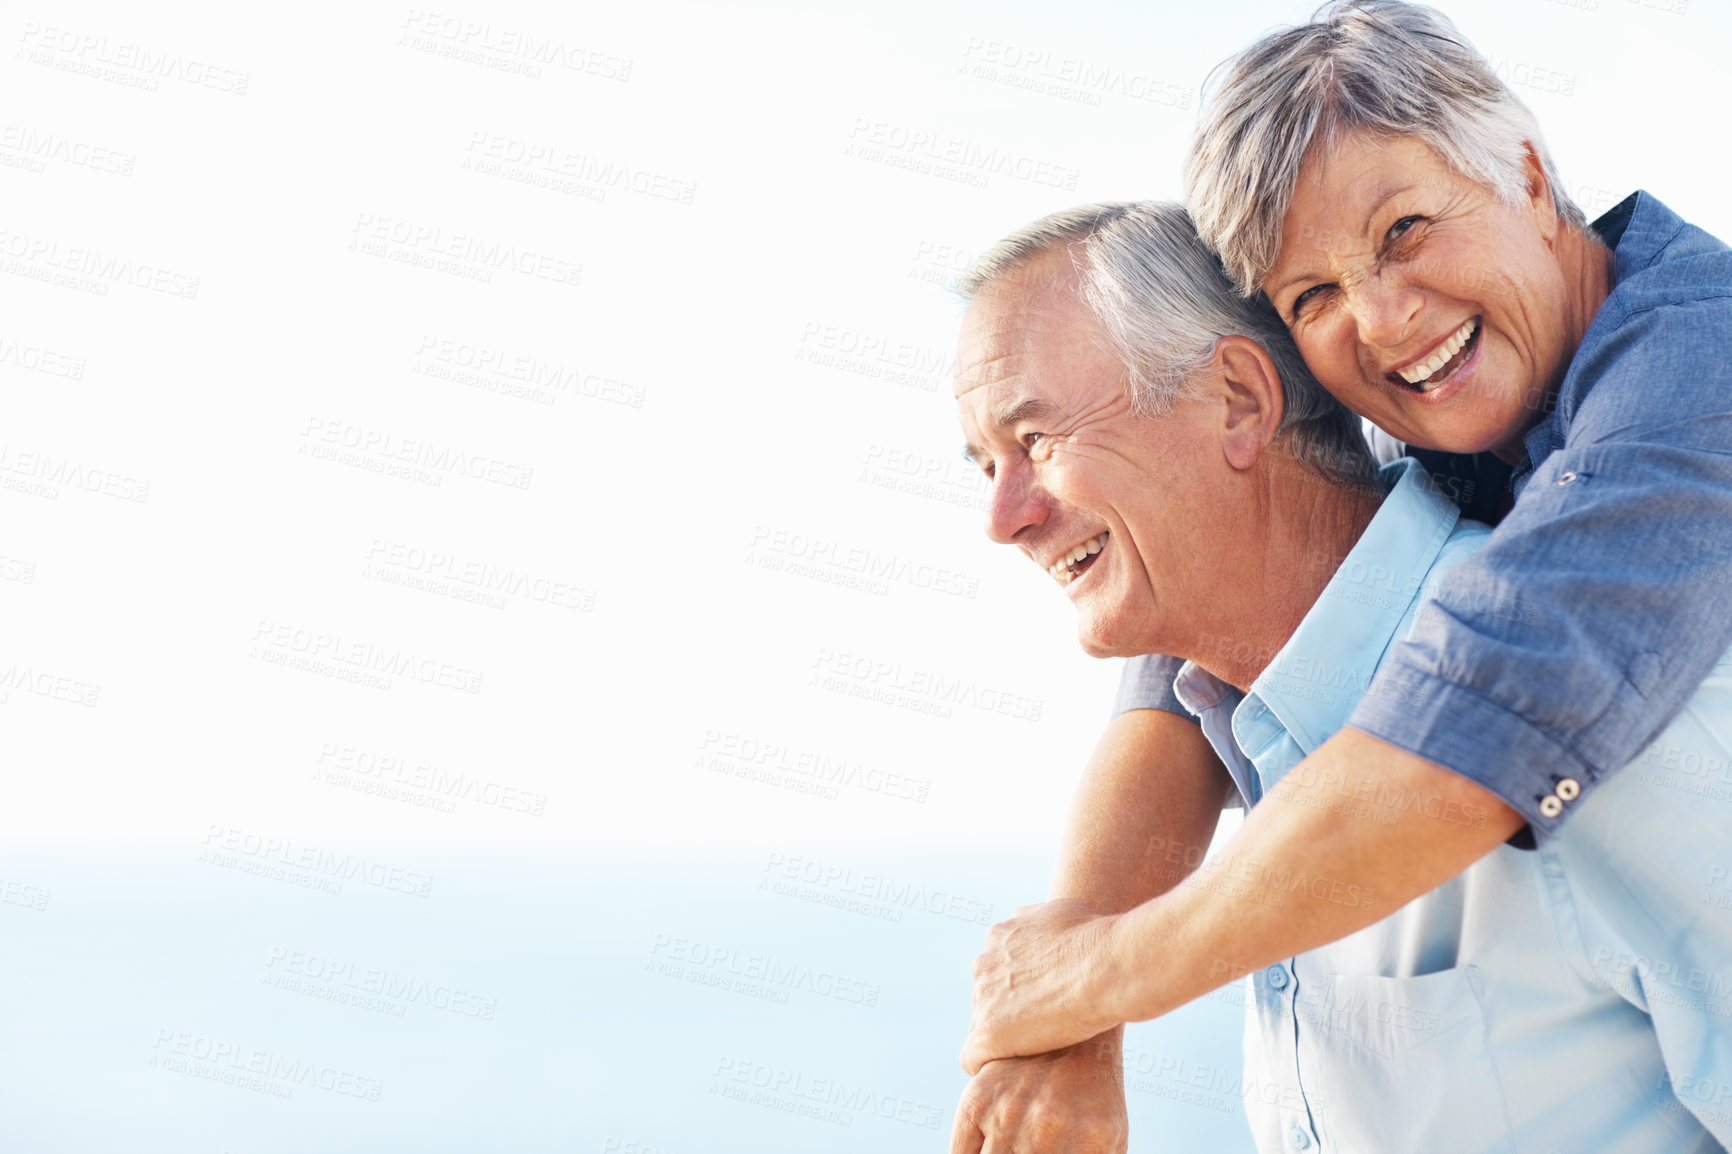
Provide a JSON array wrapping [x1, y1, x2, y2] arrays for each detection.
[[960, 897, 1126, 1076]]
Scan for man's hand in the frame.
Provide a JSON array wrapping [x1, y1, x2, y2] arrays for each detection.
[[946, 707, 1230, 1147], [961, 898, 1122, 1076], [950, 1034, 1128, 1154]]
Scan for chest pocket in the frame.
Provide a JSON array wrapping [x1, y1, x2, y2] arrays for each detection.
[[1300, 966, 1513, 1154]]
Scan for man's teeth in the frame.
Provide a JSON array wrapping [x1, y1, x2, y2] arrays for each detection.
[[1049, 532, 1109, 584], [1399, 318, 1478, 385]]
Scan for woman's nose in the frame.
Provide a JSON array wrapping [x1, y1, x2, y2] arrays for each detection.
[[1344, 272, 1424, 353]]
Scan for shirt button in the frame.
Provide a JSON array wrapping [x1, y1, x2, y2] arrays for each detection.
[[1557, 778, 1581, 801], [1289, 1126, 1313, 1150], [1557, 471, 1578, 485], [1265, 965, 1289, 990], [1539, 795, 1564, 818]]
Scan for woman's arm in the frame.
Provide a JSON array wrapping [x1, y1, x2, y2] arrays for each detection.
[[962, 728, 1523, 1071], [1353, 273, 1732, 844]]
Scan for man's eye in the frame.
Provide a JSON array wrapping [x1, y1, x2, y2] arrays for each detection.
[[1022, 431, 1045, 450]]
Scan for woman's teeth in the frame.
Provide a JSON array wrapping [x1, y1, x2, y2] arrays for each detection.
[[1049, 532, 1109, 585], [1399, 317, 1479, 387]]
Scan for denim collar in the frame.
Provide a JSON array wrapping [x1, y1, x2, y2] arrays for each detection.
[[1518, 190, 1687, 478], [1602, 190, 1690, 286]]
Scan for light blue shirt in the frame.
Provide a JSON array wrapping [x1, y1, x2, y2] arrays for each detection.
[[1175, 458, 1732, 1154]]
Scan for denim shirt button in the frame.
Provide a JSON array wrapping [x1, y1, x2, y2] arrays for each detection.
[[1289, 1125, 1313, 1150], [1265, 965, 1289, 991], [1557, 470, 1578, 485], [1539, 795, 1564, 818], [1557, 777, 1581, 801]]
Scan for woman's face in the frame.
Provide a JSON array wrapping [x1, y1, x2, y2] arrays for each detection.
[[1262, 133, 1578, 460]]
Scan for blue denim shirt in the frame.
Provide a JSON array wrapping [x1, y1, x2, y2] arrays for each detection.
[[1121, 192, 1732, 843], [1173, 459, 1732, 1153]]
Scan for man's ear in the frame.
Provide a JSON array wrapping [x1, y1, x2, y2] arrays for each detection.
[[1213, 335, 1285, 471]]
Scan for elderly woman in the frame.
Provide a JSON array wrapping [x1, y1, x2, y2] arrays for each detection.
[[953, 2, 1732, 1152]]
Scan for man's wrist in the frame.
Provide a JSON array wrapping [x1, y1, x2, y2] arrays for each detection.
[[1078, 1023, 1125, 1065]]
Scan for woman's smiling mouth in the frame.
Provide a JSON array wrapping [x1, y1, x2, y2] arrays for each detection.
[[1389, 317, 1481, 393]]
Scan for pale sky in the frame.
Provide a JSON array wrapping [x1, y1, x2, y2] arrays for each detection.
[[4, 0, 1723, 853]]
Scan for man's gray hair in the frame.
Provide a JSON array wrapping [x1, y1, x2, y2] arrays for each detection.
[[959, 201, 1376, 489], [1185, 0, 1587, 296]]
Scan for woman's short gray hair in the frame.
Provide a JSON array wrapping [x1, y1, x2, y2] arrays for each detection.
[[959, 201, 1375, 489], [1185, 0, 1587, 296]]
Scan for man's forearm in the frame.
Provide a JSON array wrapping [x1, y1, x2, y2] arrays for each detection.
[[1096, 727, 1524, 1026], [1051, 707, 1234, 913], [1049, 707, 1233, 1058]]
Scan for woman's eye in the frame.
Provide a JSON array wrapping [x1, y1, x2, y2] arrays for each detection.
[[1386, 215, 1423, 243], [1291, 284, 1331, 318]]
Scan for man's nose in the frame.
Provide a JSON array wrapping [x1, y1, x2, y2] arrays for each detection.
[[985, 461, 1049, 545], [1344, 271, 1424, 352]]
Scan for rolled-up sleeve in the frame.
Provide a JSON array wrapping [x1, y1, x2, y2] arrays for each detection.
[[1350, 295, 1732, 843], [1113, 653, 1196, 720]]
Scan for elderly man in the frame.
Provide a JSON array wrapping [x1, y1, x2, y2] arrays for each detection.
[[950, 201, 1732, 1153]]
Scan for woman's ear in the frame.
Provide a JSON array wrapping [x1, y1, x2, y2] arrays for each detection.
[[1213, 335, 1286, 471], [1521, 140, 1561, 245]]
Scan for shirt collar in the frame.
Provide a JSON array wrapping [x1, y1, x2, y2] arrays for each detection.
[[1172, 660, 1257, 807], [1599, 190, 1689, 287], [1237, 457, 1460, 758], [1173, 660, 1240, 716], [1518, 190, 1686, 476], [1591, 191, 1640, 252]]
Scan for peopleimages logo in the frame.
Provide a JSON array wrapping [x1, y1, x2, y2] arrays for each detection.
[[711, 1056, 944, 1130], [301, 418, 534, 490], [957, 37, 1192, 110], [250, 619, 484, 695], [347, 213, 582, 288], [807, 647, 1041, 721], [844, 118, 1080, 191], [397, 9, 633, 80], [1590, 945, 1732, 1007], [759, 851, 994, 926], [697, 728, 931, 804], [748, 526, 979, 599], [200, 825, 434, 897], [263, 946, 497, 1019], [313, 742, 548, 816], [648, 933, 881, 1007], [0, 228, 198, 298], [149, 1029, 382, 1101], [16, 22, 251, 94]]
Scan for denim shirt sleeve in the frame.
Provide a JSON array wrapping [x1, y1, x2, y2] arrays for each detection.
[[1349, 293, 1732, 844], [1113, 653, 1196, 721]]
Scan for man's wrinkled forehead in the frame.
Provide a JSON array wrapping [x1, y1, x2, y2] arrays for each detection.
[[952, 307, 1037, 404], [953, 252, 1090, 403]]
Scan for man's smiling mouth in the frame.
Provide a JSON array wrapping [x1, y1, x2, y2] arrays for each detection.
[[1048, 532, 1109, 586]]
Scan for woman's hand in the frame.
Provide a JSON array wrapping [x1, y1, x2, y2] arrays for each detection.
[[960, 899, 1124, 1076]]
